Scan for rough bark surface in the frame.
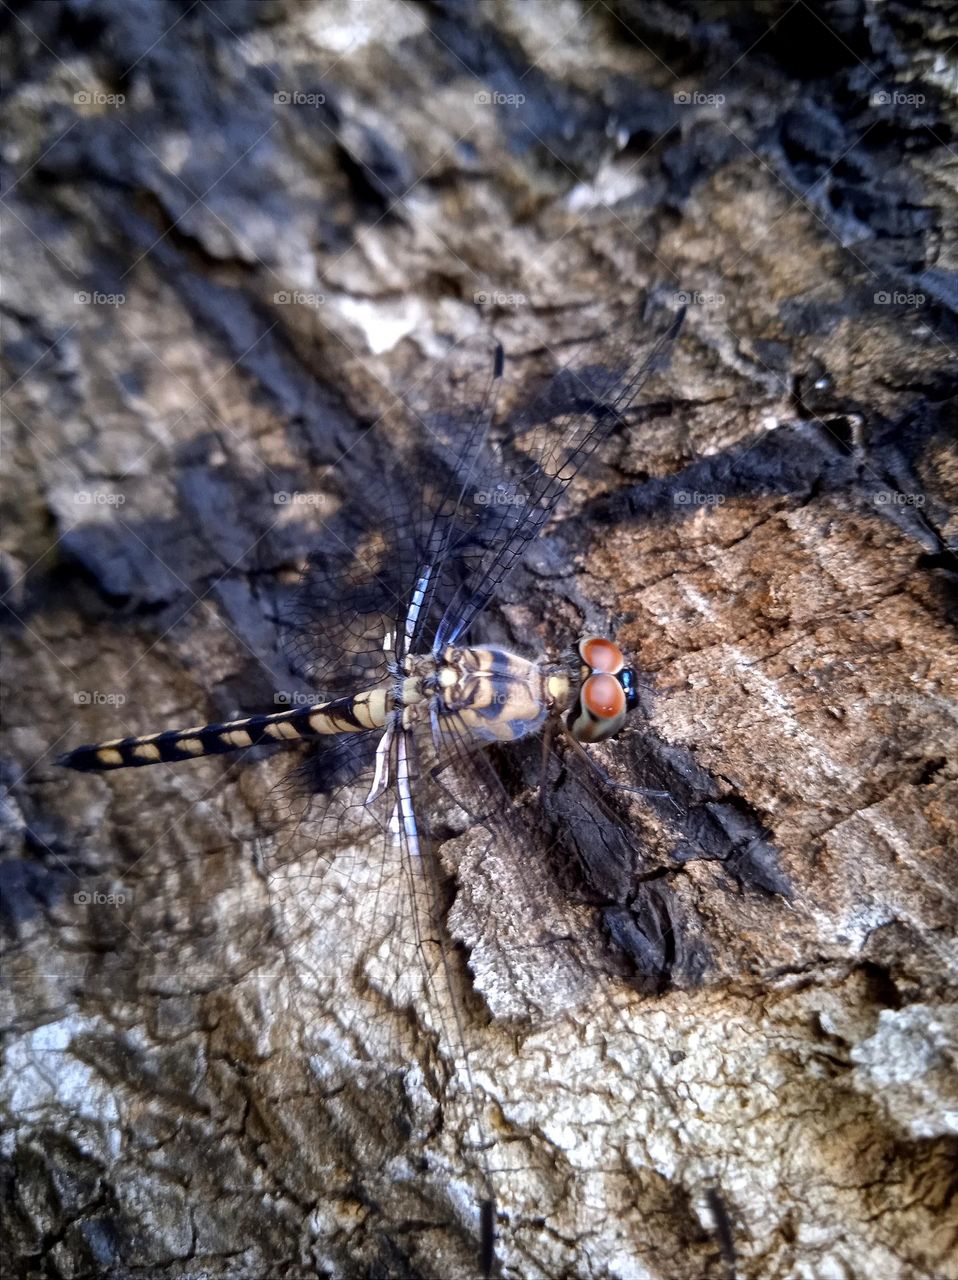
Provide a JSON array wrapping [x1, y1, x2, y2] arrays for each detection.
[[2, 3, 957, 1279]]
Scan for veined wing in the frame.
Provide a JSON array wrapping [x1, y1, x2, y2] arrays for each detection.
[[424, 714, 735, 1271], [282, 332, 504, 698], [429, 709, 686, 1017], [231, 709, 500, 1274], [422, 301, 685, 652], [284, 300, 681, 689]]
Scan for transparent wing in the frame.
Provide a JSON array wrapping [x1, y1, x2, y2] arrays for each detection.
[[232, 718, 499, 1263], [424, 699, 707, 1015], [425, 302, 685, 651], [534, 732, 693, 993], [282, 300, 682, 695], [282, 336, 503, 697]]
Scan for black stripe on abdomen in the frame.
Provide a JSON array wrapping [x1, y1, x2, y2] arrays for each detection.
[[58, 717, 275, 770], [57, 691, 387, 772]]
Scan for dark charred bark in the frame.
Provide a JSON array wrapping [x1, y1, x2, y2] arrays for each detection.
[[3, 3, 956, 1279]]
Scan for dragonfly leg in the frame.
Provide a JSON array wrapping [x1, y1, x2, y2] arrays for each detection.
[[539, 717, 557, 807], [365, 721, 395, 804], [557, 719, 678, 809]]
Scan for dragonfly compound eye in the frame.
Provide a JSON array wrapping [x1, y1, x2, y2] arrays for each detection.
[[578, 635, 625, 674], [583, 672, 626, 719], [567, 672, 629, 742]]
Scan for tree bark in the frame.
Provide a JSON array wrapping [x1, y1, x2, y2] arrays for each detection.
[[2, 3, 956, 1279]]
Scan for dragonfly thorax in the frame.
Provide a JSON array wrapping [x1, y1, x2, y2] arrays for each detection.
[[401, 646, 571, 744]]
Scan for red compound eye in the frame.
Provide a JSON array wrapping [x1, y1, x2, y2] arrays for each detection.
[[582, 673, 626, 720], [579, 636, 624, 674]]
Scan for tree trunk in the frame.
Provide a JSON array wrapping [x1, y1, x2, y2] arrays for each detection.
[[3, 3, 956, 1279]]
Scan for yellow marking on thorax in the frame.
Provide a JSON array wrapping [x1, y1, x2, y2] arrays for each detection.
[[402, 675, 425, 704], [547, 672, 572, 709], [443, 646, 553, 743]]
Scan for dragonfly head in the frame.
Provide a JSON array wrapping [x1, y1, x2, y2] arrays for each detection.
[[566, 635, 640, 743]]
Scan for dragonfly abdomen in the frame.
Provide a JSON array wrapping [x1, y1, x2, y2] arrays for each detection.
[[58, 686, 392, 771]]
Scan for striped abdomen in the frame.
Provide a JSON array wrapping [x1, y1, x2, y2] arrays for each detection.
[[58, 686, 391, 772]]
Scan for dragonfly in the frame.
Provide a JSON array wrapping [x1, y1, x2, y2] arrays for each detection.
[[58, 299, 686, 1277]]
